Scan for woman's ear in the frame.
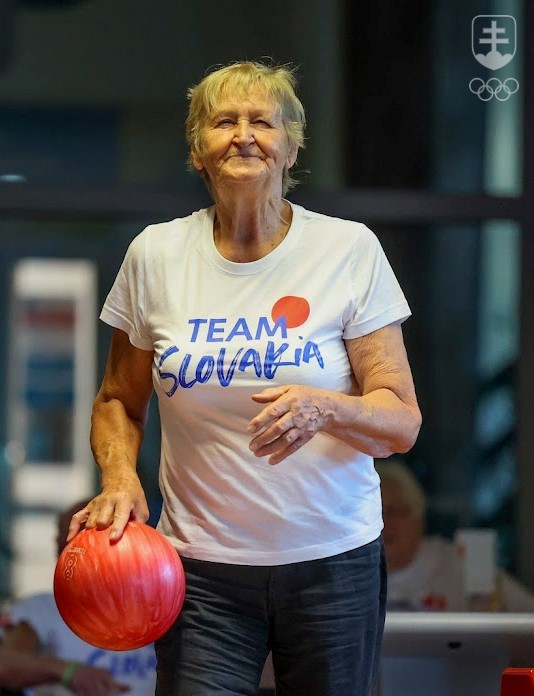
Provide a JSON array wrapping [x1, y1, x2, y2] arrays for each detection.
[[286, 145, 298, 169], [191, 154, 204, 172], [191, 150, 204, 172]]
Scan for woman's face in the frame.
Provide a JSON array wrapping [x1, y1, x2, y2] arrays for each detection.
[[192, 87, 297, 196]]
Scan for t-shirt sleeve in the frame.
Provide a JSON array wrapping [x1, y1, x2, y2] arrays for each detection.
[[342, 224, 411, 339], [100, 231, 153, 350]]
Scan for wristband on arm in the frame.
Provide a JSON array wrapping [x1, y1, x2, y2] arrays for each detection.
[[60, 661, 81, 687]]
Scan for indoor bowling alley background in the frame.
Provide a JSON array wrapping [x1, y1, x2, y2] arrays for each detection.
[[0, 0, 532, 608]]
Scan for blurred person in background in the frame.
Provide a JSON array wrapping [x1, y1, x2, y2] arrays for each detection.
[[67, 60, 421, 696], [377, 460, 534, 612], [0, 500, 156, 695], [0, 648, 127, 695]]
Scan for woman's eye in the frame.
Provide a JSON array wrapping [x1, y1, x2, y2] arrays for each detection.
[[254, 120, 270, 127], [217, 119, 233, 126]]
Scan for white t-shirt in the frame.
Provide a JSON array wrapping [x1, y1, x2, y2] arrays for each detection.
[[8, 593, 156, 696], [101, 202, 411, 564], [387, 537, 468, 611]]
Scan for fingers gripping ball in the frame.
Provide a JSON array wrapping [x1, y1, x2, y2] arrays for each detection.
[[54, 521, 186, 651]]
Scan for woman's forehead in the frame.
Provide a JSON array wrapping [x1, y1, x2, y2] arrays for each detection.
[[209, 85, 281, 115]]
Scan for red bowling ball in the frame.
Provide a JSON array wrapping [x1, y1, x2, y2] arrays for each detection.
[[54, 521, 185, 651]]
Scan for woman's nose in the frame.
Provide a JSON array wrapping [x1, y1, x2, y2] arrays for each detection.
[[233, 119, 254, 145]]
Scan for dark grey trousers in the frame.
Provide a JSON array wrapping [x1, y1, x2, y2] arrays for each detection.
[[155, 537, 386, 696]]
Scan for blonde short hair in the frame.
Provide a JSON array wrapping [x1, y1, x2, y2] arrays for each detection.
[[186, 60, 306, 195], [376, 460, 427, 519]]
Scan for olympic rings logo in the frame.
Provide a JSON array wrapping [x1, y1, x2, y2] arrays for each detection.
[[469, 77, 519, 101]]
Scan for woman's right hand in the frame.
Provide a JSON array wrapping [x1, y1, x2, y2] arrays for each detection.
[[66, 474, 149, 543]]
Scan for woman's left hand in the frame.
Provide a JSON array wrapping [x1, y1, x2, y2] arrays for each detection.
[[248, 385, 333, 464]]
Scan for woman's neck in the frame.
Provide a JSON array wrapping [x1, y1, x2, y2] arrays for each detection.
[[212, 191, 292, 262]]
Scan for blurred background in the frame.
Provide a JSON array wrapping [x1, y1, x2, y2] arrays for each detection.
[[0, 0, 532, 601]]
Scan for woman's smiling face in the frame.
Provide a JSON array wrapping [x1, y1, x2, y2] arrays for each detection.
[[192, 87, 297, 195]]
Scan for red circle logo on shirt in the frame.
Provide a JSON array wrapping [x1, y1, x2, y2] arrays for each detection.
[[271, 296, 310, 329]]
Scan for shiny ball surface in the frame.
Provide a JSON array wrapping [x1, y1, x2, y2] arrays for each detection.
[[54, 521, 185, 651]]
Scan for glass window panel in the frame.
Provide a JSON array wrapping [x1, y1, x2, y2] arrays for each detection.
[[345, 0, 523, 194], [0, 1, 347, 191], [375, 220, 520, 572], [0, 1, 522, 193]]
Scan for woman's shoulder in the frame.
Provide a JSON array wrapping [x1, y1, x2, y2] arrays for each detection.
[[292, 202, 377, 244], [140, 207, 212, 239], [126, 207, 212, 255]]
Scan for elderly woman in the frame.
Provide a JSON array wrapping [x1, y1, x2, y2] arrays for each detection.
[[68, 61, 421, 696]]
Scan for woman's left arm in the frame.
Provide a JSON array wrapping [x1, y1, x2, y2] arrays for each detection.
[[248, 323, 421, 464]]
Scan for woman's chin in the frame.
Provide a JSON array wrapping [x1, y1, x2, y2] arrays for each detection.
[[220, 171, 268, 187]]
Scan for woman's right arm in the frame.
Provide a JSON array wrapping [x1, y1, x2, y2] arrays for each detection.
[[67, 327, 154, 542]]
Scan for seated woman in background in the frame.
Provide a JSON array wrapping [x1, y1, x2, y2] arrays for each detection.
[[377, 460, 534, 612]]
